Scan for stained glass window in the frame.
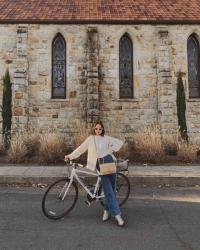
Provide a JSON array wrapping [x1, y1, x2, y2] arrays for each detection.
[[52, 33, 66, 98], [119, 33, 133, 98], [188, 35, 200, 98]]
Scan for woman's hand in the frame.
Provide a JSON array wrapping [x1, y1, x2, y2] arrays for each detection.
[[64, 155, 70, 162]]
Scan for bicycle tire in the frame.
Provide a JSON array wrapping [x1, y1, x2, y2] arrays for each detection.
[[99, 172, 130, 207], [42, 178, 78, 220]]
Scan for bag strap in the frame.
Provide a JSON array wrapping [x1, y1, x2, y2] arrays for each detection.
[[93, 136, 102, 174], [93, 136, 100, 165], [93, 136, 98, 157]]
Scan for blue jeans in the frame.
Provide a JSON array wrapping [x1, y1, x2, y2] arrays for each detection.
[[96, 161, 121, 217]]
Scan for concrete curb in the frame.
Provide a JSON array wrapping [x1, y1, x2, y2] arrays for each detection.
[[1, 165, 200, 186], [128, 176, 200, 186], [1, 175, 200, 187]]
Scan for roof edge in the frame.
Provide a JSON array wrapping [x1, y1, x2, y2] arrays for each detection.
[[0, 19, 200, 25]]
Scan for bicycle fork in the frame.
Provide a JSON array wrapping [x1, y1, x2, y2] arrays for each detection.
[[60, 177, 74, 201]]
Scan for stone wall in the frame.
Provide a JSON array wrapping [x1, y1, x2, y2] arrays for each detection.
[[169, 25, 200, 138], [0, 24, 200, 141]]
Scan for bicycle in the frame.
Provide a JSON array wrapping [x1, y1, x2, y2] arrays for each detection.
[[42, 159, 130, 220]]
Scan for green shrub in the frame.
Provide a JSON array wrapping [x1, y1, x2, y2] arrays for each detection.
[[1, 69, 12, 149], [176, 72, 188, 141]]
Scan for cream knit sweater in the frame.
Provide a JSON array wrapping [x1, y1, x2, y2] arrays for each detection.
[[68, 135, 124, 171]]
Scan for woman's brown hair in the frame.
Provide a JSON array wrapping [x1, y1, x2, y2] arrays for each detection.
[[91, 121, 105, 136]]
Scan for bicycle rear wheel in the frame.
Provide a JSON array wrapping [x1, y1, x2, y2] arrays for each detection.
[[116, 172, 130, 206], [99, 172, 130, 207], [42, 178, 78, 220]]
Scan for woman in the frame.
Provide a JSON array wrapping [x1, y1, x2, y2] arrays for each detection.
[[65, 121, 125, 227]]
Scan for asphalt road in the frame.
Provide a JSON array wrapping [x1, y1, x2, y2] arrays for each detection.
[[0, 186, 200, 250]]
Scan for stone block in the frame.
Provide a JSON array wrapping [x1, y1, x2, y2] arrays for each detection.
[[14, 70, 26, 79], [14, 107, 24, 116], [29, 81, 37, 85], [87, 84, 98, 94], [5, 59, 12, 64], [87, 71, 98, 78], [17, 27, 28, 34], [52, 113, 58, 119], [32, 106, 39, 112], [69, 91, 77, 98], [30, 36, 39, 43], [113, 106, 122, 110], [15, 92, 24, 99]]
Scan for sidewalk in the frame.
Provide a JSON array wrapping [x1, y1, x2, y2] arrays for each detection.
[[0, 164, 200, 186]]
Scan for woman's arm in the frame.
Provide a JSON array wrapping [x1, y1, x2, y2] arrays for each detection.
[[107, 136, 124, 152], [67, 135, 91, 160]]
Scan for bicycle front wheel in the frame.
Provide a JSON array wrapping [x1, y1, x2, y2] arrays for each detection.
[[42, 178, 78, 220], [99, 172, 130, 207]]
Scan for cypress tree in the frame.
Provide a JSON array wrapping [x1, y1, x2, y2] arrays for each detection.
[[176, 72, 188, 141], [1, 69, 12, 149]]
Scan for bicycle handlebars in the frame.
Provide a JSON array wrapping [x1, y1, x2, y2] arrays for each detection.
[[64, 159, 84, 169]]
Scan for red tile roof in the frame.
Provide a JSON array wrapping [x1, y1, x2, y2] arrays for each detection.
[[0, 0, 200, 24]]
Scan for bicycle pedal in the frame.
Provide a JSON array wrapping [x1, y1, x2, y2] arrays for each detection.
[[84, 201, 91, 207]]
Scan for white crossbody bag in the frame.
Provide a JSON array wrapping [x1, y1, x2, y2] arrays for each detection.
[[93, 136, 117, 175]]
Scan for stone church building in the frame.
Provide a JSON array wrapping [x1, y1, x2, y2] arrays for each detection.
[[0, 0, 200, 140]]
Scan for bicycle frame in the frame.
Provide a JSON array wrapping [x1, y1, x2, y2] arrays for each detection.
[[62, 166, 104, 201], [42, 160, 130, 220]]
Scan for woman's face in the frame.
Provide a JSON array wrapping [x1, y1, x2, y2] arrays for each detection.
[[94, 124, 103, 136]]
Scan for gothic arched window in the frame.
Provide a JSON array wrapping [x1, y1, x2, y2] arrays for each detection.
[[119, 33, 133, 98], [52, 33, 66, 98], [187, 34, 200, 98]]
